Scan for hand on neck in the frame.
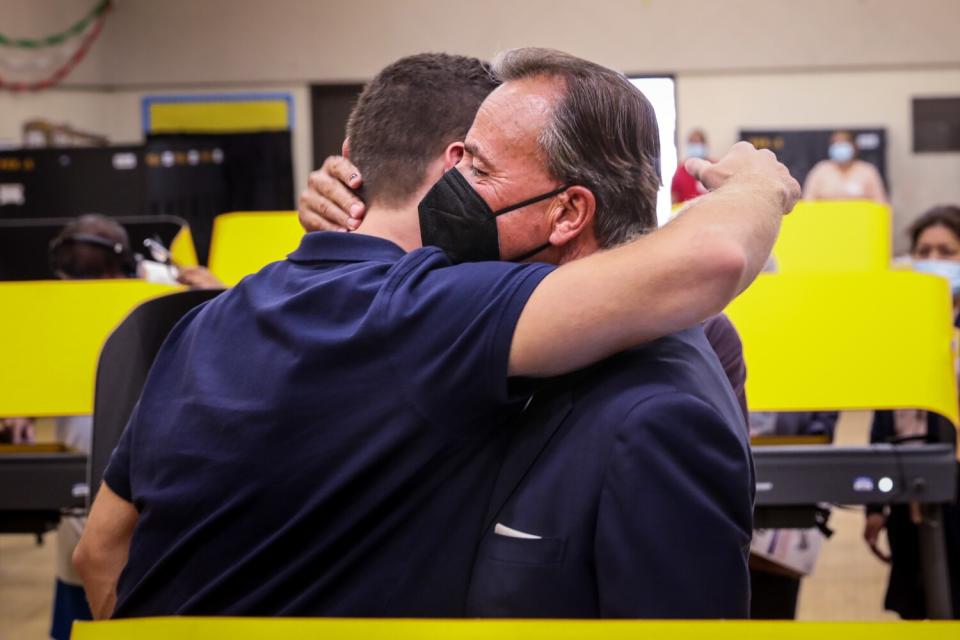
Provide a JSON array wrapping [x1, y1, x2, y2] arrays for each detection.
[[351, 200, 423, 252]]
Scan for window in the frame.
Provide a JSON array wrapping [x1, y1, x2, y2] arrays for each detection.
[[913, 97, 960, 153], [630, 76, 677, 228]]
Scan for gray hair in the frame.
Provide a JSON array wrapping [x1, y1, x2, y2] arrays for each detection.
[[491, 48, 661, 248]]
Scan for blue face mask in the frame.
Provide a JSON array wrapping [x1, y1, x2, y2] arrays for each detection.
[[828, 141, 855, 164], [686, 143, 708, 160], [913, 259, 960, 297]]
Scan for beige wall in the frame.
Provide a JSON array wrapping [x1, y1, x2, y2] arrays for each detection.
[[14, 0, 959, 86], [1, 0, 958, 239], [678, 69, 960, 253]]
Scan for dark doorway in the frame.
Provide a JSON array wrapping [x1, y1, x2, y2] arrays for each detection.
[[310, 84, 364, 169]]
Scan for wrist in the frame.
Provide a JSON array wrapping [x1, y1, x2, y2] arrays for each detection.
[[723, 173, 789, 215]]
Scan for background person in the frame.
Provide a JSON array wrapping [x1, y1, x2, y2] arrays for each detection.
[[45, 214, 131, 639], [43, 214, 222, 638], [864, 204, 960, 619], [802, 130, 887, 203], [671, 128, 711, 205]]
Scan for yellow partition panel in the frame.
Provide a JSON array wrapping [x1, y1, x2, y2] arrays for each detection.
[[72, 618, 960, 640], [726, 271, 957, 425], [144, 94, 292, 134], [771, 200, 891, 272], [169, 225, 199, 267], [207, 211, 303, 286], [0, 280, 180, 417]]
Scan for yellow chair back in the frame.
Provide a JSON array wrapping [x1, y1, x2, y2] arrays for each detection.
[[207, 211, 303, 286]]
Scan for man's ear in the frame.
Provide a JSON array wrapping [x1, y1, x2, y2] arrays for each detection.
[[442, 141, 464, 171], [548, 186, 596, 248], [341, 137, 351, 159]]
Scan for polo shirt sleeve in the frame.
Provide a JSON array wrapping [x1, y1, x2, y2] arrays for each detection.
[[102, 405, 136, 503], [381, 253, 555, 430]]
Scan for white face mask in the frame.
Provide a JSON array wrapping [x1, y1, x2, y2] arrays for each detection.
[[913, 259, 960, 297], [686, 142, 708, 160], [828, 141, 855, 164]]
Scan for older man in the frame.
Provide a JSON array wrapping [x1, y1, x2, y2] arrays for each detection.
[[304, 49, 756, 617], [77, 49, 797, 618]]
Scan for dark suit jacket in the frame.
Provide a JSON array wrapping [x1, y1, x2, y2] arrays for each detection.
[[466, 327, 755, 618]]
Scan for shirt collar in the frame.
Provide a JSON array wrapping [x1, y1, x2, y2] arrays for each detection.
[[287, 231, 408, 264]]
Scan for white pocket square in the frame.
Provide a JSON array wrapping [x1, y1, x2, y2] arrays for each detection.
[[494, 522, 542, 540]]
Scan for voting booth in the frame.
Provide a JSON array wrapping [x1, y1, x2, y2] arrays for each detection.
[[671, 200, 892, 274], [0, 280, 182, 417], [726, 270, 956, 420], [0, 215, 199, 281], [726, 270, 958, 618]]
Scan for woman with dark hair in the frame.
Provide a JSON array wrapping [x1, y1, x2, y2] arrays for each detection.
[[864, 204, 960, 619], [908, 205, 960, 264]]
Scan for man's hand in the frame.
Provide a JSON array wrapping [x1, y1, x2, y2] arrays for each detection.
[[686, 141, 801, 215], [298, 156, 367, 232], [863, 512, 891, 563], [176, 266, 225, 290]]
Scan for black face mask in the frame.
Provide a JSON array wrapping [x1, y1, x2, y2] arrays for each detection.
[[418, 168, 569, 264]]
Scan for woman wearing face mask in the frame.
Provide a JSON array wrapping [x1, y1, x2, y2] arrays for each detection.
[[863, 204, 960, 619], [803, 130, 887, 203], [670, 128, 711, 205]]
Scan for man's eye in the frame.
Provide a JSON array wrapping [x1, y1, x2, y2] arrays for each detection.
[[470, 166, 487, 178]]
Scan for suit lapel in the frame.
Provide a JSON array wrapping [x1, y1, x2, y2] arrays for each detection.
[[481, 388, 575, 534]]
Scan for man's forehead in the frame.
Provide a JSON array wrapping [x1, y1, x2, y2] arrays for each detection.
[[466, 77, 563, 160], [487, 76, 562, 115]]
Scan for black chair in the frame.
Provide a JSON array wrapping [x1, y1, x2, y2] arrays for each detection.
[[88, 288, 222, 507]]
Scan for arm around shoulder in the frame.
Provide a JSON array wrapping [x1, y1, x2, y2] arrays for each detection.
[[509, 142, 799, 378]]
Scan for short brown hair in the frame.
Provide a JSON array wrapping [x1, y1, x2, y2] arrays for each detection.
[[346, 53, 499, 207], [492, 48, 661, 248]]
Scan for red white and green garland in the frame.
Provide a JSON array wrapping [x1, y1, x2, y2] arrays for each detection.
[[0, 0, 113, 92]]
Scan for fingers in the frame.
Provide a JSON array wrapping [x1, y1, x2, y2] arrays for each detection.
[[298, 189, 353, 232], [783, 175, 802, 213], [324, 155, 363, 190], [176, 267, 224, 290], [320, 156, 366, 220], [685, 157, 711, 183], [297, 156, 368, 233]]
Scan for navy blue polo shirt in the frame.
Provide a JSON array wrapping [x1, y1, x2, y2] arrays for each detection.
[[103, 232, 554, 617]]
